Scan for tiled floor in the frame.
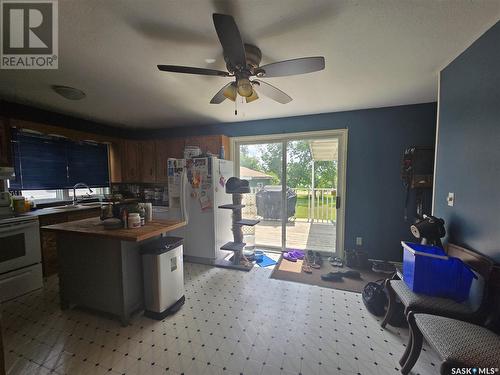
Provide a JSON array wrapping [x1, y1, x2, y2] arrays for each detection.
[[1, 263, 440, 375]]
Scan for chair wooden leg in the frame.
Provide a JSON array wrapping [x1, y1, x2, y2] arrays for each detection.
[[399, 329, 412, 367], [401, 313, 423, 374], [381, 279, 395, 328], [440, 361, 454, 375]]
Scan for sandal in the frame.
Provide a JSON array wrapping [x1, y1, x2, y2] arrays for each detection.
[[302, 264, 312, 273], [283, 252, 297, 262], [311, 252, 323, 269], [328, 256, 344, 267], [289, 250, 305, 260]]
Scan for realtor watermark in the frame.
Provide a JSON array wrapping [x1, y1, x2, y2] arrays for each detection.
[[1, 0, 58, 69], [451, 368, 499, 375]]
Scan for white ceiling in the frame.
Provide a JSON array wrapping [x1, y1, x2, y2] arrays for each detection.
[[1, 0, 499, 129]]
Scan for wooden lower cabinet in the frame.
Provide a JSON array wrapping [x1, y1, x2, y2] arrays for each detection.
[[39, 208, 100, 277]]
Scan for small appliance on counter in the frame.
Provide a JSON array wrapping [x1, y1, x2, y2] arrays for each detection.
[[0, 191, 13, 217], [110, 183, 168, 206], [141, 236, 185, 320]]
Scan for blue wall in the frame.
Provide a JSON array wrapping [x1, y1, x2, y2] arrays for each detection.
[[159, 103, 437, 261], [434, 21, 500, 262]]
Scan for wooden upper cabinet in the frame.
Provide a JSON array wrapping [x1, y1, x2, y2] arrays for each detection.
[[184, 135, 230, 159], [109, 141, 122, 183], [121, 140, 140, 182], [155, 138, 184, 183], [139, 141, 156, 183], [0, 117, 12, 167], [119, 135, 229, 184]]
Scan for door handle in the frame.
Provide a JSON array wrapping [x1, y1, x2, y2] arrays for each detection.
[[336, 196, 341, 209]]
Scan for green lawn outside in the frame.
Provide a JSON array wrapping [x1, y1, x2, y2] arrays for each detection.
[[293, 192, 336, 221]]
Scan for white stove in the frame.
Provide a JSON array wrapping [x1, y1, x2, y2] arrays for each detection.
[[0, 213, 43, 302]]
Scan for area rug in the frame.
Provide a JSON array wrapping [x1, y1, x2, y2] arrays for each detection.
[[270, 255, 390, 293], [256, 254, 278, 267]]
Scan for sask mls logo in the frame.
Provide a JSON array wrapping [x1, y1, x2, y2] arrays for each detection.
[[1, 0, 58, 69]]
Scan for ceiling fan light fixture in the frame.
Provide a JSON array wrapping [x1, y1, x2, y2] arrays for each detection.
[[246, 89, 259, 103], [237, 78, 253, 97], [223, 83, 237, 101]]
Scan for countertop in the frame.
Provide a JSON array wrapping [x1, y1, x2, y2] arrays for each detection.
[[19, 204, 103, 217], [41, 217, 186, 242]]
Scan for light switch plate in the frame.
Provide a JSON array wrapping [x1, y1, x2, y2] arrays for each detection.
[[447, 192, 455, 207], [356, 237, 363, 246]]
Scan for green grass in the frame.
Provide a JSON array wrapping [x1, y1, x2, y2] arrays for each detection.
[[294, 192, 336, 221]]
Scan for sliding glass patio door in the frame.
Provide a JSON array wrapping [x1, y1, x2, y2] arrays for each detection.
[[233, 130, 346, 255], [238, 142, 284, 251]]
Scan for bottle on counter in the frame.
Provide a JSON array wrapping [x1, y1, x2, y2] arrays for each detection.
[[139, 205, 146, 226], [122, 207, 128, 229], [144, 203, 153, 222]]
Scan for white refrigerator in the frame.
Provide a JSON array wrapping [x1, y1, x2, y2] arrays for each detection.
[[154, 157, 234, 264]]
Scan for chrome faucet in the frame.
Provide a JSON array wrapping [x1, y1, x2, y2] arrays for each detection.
[[73, 183, 93, 205]]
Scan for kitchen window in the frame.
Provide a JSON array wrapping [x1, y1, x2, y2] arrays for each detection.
[[19, 187, 110, 204], [9, 129, 110, 192]]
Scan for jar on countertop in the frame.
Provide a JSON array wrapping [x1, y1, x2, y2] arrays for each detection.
[[128, 213, 141, 229]]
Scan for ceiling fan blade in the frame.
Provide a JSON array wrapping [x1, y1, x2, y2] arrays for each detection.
[[212, 14, 246, 68], [259, 57, 325, 77], [223, 82, 237, 101], [210, 83, 233, 104], [254, 80, 292, 104], [157, 65, 230, 77], [246, 88, 259, 103]]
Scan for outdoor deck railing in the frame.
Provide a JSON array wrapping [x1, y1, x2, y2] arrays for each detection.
[[293, 188, 336, 223], [249, 187, 336, 223]]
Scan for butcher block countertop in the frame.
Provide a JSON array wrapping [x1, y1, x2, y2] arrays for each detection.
[[41, 217, 186, 242]]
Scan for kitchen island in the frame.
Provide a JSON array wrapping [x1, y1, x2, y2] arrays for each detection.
[[42, 217, 186, 325]]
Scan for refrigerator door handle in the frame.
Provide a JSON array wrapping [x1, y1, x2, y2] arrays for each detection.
[[181, 169, 189, 224]]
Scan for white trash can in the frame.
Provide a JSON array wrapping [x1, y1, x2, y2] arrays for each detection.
[[141, 236, 185, 320]]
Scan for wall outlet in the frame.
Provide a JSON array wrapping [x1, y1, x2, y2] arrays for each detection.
[[447, 192, 455, 207], [356, 237, 363, 246]]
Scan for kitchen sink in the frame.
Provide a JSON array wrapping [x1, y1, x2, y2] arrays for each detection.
[[52, 202, 102, 210], [53, 205, 84, 210]]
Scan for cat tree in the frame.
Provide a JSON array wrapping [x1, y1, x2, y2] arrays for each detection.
[[215, 177, 260, 271]]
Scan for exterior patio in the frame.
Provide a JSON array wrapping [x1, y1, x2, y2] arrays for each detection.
[[254, 219, 336, 252]]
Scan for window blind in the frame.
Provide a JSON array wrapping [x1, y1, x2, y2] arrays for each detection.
[[67, 141, 109, 187], [10, 130, 110, 190]]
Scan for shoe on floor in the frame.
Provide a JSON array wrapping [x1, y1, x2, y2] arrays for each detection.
[[283, 252, 297, 262], [372, 261, 396, 274], [311, 252, 323, 269], [341, 270, 361, 279], [328, 256, 344, 267], [321, 272, 343, 281]]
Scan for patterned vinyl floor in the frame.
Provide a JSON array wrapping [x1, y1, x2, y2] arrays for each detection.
[[1, 262, 441, 375]]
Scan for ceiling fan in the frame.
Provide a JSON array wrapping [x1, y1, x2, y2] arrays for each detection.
[[157, 13, 325, 105]]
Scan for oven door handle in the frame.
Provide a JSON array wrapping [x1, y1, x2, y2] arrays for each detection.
[[0, 222, 38, 234], [0, 269, 35, 285]]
